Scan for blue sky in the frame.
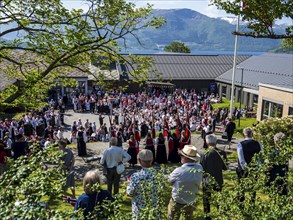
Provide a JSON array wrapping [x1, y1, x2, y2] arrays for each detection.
[[62, 0, 291, 25], [62, 0, 227, 17]]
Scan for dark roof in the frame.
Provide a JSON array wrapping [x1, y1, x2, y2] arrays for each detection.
[[146, 81, 175, 88], [216, 53, 293, 90], [121, 54, 251, 80]]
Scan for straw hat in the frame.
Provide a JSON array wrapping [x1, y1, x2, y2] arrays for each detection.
[[179, 145, 201, 161]]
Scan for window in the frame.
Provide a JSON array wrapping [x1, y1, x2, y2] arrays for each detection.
[[262, 100, 283, 120], [222, 86, 227, 97], [253, 95, 258, 103], [238, 90, 242, 102], [289, 107, 293, 115]]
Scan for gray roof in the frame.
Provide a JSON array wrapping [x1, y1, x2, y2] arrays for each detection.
[[121, 54, 251, 80], [216, 53, 293, 90]]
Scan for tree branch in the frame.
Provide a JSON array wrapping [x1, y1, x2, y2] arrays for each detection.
[[233, 31, 293, 39]]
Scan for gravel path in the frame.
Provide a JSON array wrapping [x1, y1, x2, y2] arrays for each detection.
[[62, 109, 292, 182]]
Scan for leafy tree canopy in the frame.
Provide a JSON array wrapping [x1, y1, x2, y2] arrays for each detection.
[[0, 0, 165, 110], [211, 0, 293, 39], [282, 38, 293, 48], [164, 41, 191, 53]]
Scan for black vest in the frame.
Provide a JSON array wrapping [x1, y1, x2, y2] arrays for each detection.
[[238, 139, 261, 168]]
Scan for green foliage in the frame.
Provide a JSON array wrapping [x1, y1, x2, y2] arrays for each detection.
[[164, 41, 191, 53], [281, 38, 293, 50], [212, 116, 293, 219], [0, 143, 77, 219], [0, 0, 165, 109], [254, 116, 293, 162], [211, 0, 293, 39]]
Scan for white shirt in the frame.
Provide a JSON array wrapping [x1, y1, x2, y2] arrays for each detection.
[[100, 146, 131, 169], [57, 130, 64, 140]]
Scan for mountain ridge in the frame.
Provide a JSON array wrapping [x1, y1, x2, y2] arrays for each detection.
[[123, 8, 284, 52]]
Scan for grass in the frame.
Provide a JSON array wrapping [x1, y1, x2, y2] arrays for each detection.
[[211, 98, 258, 137], [50, 162, 292, 219], [212, 98, 239, 109]]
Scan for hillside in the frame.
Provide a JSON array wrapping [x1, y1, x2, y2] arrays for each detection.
[[123, 9, 283, 52], [1, 8, 284, 53]]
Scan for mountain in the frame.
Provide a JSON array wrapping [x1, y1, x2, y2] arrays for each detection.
[[2, 8, 284, 53], [123, 9, 283, 52]]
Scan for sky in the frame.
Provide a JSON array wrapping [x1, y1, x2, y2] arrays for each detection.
[[62, 0, 228, 18], [62, 0, 292, 25]]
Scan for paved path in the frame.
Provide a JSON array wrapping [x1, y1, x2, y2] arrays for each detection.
[[62, 110, 240, 181], [62, 109, 292, 182]]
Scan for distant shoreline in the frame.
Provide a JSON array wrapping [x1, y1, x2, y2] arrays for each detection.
[[120, 49, 264, 56]]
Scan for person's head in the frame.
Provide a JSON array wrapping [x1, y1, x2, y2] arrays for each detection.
[[83, 170, 101, 194], [179, 145, 200, 164], [274, 132, 286, 148], [138, 149, 153, 168], [243, 127, 253, 138], [206, 134, 217, 147], [172, 133, 177, 140], [16, 134, 23, 141], [58, 139, 67, 150], [147, 132, 151, 138], [110, 137, 118, 146]]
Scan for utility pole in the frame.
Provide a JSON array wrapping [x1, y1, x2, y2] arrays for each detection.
[[238, 67, 244, 127], [229, 12, 240, 119]]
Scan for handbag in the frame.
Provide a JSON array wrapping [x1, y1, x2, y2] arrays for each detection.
[[221, 131, 228, 139], [116, 162, 125, 175]]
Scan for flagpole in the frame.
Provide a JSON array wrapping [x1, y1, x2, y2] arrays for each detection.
[[229, 8, 241, 119]]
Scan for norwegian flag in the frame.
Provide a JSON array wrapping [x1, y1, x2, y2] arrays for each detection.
[[62, 196, 77, 206]]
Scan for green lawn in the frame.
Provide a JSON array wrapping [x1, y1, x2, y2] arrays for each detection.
[[212, 98, 239, 109], [50, 163, 292, 219]]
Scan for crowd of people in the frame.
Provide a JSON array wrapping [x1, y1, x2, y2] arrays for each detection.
[[0, 87, 288, 220]]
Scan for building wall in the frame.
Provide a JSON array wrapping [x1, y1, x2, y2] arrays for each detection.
[[172, 80, 214, 92], [125, 80, 215, 93], [217, 82, 257, 108], [257, 86, 293, 121]]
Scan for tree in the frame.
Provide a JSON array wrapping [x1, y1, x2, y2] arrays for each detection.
[[0, 0, 165, 110], [211, 0, 293, 39], [164, 41, 191, 53], [282, 38, 293, 48], [0, 144, 77, 219], [213, 116, 293, 219]]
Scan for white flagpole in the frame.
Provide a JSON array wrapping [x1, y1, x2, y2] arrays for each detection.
[[229, 5, 241, 119]]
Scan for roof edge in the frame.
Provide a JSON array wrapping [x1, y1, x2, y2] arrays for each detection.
[[259, 83, 293, 93]]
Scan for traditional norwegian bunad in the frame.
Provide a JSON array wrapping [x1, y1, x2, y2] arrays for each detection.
[[168, 135, 179, 163], [127, 136, 138, 167], [163, 117, 170, 138], [145, 133, 155, 161], [180, 131, 189, 150]]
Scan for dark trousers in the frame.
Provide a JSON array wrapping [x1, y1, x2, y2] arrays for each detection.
[[107, 167, 121, 195], [236, 168, 256, 203], [203, 185, 221, 214]]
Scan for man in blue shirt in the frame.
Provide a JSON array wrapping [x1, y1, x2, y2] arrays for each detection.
[[168, 145, 203, 220]]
